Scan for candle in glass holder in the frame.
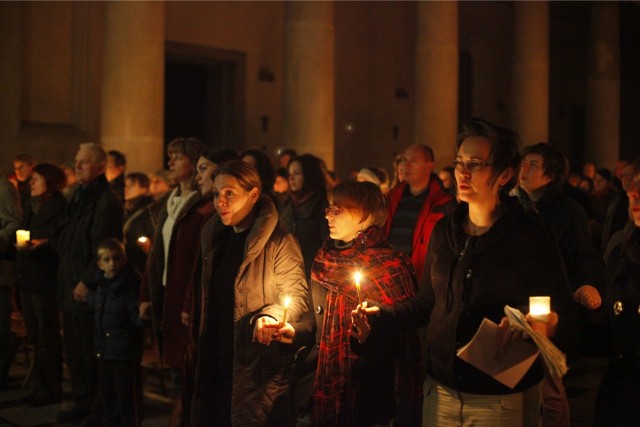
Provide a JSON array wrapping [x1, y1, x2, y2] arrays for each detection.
[[16, 230, 30, 248], [282, 296, 291, 324], [354, 271, 363, 304], [529, 296, 551, 318]]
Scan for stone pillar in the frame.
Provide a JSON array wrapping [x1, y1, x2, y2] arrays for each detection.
[[512, 1, 549, 146], [283, 2, 335, 169], [101, 2, 165, 174], [414, 1, 458, 167], [585, 2, 619, 170], [0, 2, 22, 172]]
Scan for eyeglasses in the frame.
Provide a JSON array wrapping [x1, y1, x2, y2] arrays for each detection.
[[325, 205, 344, 216], [452, 159, 491, 173]]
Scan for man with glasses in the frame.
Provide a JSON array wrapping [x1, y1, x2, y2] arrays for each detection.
[[384, 144, 456, 281]]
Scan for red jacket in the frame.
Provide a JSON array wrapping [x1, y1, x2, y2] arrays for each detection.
[[384, 177, 456, 281]]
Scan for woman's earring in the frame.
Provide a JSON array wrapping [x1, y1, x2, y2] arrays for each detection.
[[355, 229, 367, 245]]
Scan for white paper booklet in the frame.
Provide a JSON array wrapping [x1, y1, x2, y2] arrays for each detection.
[[456, 317, 540, 389]]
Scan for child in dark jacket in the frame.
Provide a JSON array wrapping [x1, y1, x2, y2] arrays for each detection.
[[87, 238, 145, 427]]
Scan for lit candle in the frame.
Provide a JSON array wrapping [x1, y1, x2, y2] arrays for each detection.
[[282, 296, 291, 324], [16, 230, 30, 248], [529, 296, 551, 318], [137, 236, 149, 244], [354, 271, 363, 305]]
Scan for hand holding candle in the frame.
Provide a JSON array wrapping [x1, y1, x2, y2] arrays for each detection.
[[16, 230, 30, 248], [354, 271, 363, 305], [529, 296, 552, 337]]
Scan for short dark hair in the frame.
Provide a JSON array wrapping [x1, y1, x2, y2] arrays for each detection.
[[97, 238, 126, 257], [33, 163, 67, 193], [522, 143, 567, 187], [456, 118, 521, 195], [202, 148, 239, 168], [329, 181, 387, 226], [595, 168, 613, 182], [240, 149, 275, 193], [289, 154, 327, 196], [108, 150, 126, 167], [216, 160, 262, 195], [14, 153, 35, 165], [125, 172, 150, 189]]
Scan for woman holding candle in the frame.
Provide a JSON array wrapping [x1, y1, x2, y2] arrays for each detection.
[[14, 163, 67, 405], [356, 118, 575, 425], [190, 160, 310, 426], [310, 181, 418, 426], [594, 159, 640, 426]]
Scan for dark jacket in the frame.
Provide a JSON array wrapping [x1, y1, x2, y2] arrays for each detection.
[[140, 189, 214, 367], [15, 192, 67, 293], [52, 175, 124, 314], [89, 266, 144, 361], [195, 196, 310, 426], [381, 199, 575, 394], [278, 193, 329, 279], [384, 177, 456, 282], [123, 195, 155, 276], [517, 185, 605, 292]]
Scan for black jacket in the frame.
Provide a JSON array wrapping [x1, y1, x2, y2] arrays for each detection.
[[15, 192, 67, 293], [518, 185, 605, 292], [52, 175, 124, 314], [89, 266, 144, 361], [381, 199, 575, 394]]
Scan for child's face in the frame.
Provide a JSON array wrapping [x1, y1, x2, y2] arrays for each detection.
[[97, 249, 127, 279]]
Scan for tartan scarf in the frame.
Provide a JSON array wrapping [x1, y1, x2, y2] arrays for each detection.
[[311, 226, 417, 426]]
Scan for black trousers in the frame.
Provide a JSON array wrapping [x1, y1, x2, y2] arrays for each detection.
[[99, 359, 141, 427], [62, 311, 98, 409], [21, 290, 62, 401]]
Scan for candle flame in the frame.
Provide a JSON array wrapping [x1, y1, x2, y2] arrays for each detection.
[[137, 236, 149, 243], [284, 296, 291, 308], [354, 271, 362, 284]]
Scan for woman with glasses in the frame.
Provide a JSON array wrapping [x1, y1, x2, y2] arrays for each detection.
[[310, 181, 418, 426], [355, 118, 575, 425]]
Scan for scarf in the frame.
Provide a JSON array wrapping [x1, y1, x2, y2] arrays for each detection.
[[311, 226, 417, 426], [161, 188, 198, 286], [290, 189, 315, 209]]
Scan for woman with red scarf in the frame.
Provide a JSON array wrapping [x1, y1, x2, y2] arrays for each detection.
[[310, 181, 418, 426]]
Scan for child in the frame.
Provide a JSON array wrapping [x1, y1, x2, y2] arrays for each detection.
[[87, 238, 144, 426]]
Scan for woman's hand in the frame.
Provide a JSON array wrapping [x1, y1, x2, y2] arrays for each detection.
[[136, 237, 152, 255], [181, 311, 191, 327], [73, 281, 89, 302], [497, 311, 559, 353], [139, 302, 152, 320], [350, 302, 372, 344], [574, 285, 602, 310], [253, 316, 295, 345]]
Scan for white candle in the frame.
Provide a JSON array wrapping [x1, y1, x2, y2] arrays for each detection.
[[529, 296, 551, 317], [282, 296, 291, 324], [16, 230, 30, 248], [354, 271, 362, 304]]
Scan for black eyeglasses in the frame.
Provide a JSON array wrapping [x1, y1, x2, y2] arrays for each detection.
[[325, 205, 344, 216], [452, 159, 491, 173]]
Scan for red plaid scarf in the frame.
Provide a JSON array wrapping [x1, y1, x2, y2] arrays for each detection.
[[311, 226, 417, 426]]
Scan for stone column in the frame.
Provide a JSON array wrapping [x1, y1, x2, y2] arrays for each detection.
[[283, 2, 335, 169], [101, 1, 165, 174], [414, 1, 458, 167], [0, 2, 22, 172], [512, 1, 549, 146], [585, 2, 619, 170]]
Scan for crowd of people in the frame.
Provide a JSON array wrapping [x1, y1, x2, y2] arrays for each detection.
[[0, 117, 638, 427]]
